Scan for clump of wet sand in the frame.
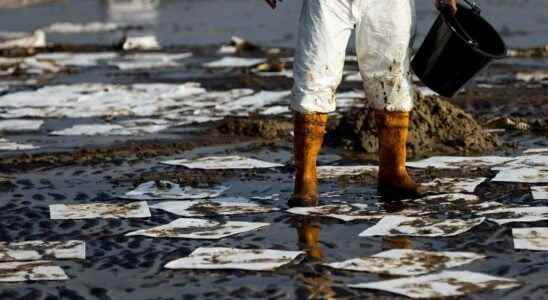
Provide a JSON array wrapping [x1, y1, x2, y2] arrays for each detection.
[[328, 93, 501, 158]]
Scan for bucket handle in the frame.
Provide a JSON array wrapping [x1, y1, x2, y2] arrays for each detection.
[[441, 1, 481, 49]]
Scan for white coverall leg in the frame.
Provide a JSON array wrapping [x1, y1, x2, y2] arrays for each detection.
[[291, 0, 416, 113]]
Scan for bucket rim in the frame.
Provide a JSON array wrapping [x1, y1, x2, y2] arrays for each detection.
[[442, 4, 508, 59]]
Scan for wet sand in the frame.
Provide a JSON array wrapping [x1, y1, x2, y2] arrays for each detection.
[[0, 1, 548, 299]]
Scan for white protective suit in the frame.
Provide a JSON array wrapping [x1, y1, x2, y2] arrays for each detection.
[[291, 0, 416, 113]]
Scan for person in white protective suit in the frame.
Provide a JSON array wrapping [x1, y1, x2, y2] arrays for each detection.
[[265, 0, 457, 207]]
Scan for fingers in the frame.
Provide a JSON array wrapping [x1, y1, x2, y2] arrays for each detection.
[[435, 0, 458, 14], [265, 0, 276, 9]]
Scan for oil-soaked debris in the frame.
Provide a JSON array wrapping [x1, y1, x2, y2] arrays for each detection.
[[203, 57, 265, 68], [0, 119, 44, 132], [126, 218, 269, 240], [324, 249, 486, 276], [287, 204, 386, 222], [484, 116, 531, 131], [0, 30, 46, 50], [478, 206, 548, 225], [406, 156, 513, 169], [149, 197, 278, 217], [513, 228, 548, 251], [0, 240, 85, 262], [421, 177, 487, 193], [49, 201, 151, 220], [0, 260, 68, 282], [164, 247, 303, 271], [161, 155, 284, 169], [531, 186, 548, 200], [348, 270, 521, 299], [508, 45, 548, 58], [0, 138, 37, 151], [359, 216, 486, 237], [122, 180, 230, 200], [316, 165, 378, 179]]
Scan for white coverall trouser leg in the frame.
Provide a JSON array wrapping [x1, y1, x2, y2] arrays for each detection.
[[291, 0, 416, 113]]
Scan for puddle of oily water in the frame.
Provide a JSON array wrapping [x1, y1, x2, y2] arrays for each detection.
[[122, 180, 230, 200], [161, 155, 284, 169], [149, 199, 278, 217], [324, 249, 486, 276], [49, 201, 151, 220], [0, 261, 69, 282], [125, 218, 269, 240], [348, 271, 521, 299], [359, 216, 486, 237], [164, 247, 304, 271], [513, 228, 548, 251], [0, 240, 85, 262]]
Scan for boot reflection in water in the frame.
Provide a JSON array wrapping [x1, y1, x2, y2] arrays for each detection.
[[295, 218, 336, 299]]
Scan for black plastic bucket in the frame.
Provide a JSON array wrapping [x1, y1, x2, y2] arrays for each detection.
[[411, 1, 507, 97]]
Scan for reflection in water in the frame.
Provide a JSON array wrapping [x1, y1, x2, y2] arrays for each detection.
[[379, 198, 413, 250], [294, 217, 336, 299], [105, 0, 159, 24]]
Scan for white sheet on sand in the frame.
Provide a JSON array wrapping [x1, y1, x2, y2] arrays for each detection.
[[524, 148, 548, 154], [0, 261, 69, 282], [126, 218, 269, 240], [491, 155, 548, 183], [0, 119, 43, 132], [0, 83, 207, 119], [531, 186, 548, 200], [359, 215, 485, 237], [316, 165, 378, 179], [161, 155, 284, 169], [49, 201, 151, 220], [325, 249, 486, 276], [513, 228, 548, 251], [0, 240, 85, 262], [406, 156, 513, 169], [348, 271, 520, 299], [149, 198, 278, 217], [122, 35, 160, 50], [123, 181, 230, 200], [34, 52, 118, 67], [164, 247, 303, 271], [50, 123, 169, 136], [421, 177, 487, 193], [491, 168, 548, 183], [478, 206, 548, 225], [215, 90, 291, 115], [203, 57, 265, 68], [287, 204, 385, 222], [42, 22, 123, 33], [109, 52, 192, 70], [0, 138, 37, 151]]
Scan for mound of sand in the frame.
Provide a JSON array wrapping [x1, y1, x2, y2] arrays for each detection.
[[327, 92, 501, 157]]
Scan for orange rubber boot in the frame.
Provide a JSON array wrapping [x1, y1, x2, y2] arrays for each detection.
[[375, 110, 423, 199], [288, 112, 328, 207]]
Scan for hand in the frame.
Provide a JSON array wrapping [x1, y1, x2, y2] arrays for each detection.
[[434, 0, 458, 15], [264, 0, 282, 9]]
